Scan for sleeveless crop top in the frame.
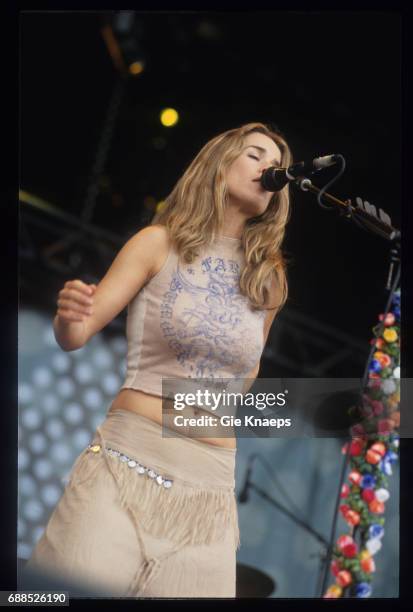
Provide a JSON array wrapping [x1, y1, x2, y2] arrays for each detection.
[[120, 234, 267, 401]]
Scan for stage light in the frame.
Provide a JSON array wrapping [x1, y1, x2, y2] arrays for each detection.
[[72, 429, 91, 450], [18, 309, 135, 559], [83, 387, 103, 410], [32, 459, 53, 481], [45, 419, 64, 441], [19, 474, 36, 496], [19, 383, 34, 404], [17, 543, 31, 560], [51, 352, 71, 373], [102, 372, 120, 395], [91, 347, 113, 369], [129, 60, 144, 75], [56, 377, 76, 399], [40, 484, 61, 507], [50, 442, 72, 465], [42, 393, 59, 415], [21, 408, 42, 430], [32, 367, 53, 389], [102, 12, 146, 77], [28, 433, 48, 454], [64, 402, 85, 425], [23, 499, 44, 522], [73, 362, 94, 384], [155, 200, 166, 214], [160, 108, 179, 127]]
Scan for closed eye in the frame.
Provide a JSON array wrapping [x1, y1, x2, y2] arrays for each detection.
[[248, 154, 259, 160]]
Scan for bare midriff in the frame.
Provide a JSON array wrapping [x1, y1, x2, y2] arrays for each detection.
[[109, 388, 237, 450]]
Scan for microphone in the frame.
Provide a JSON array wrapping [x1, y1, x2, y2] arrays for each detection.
[[260, 154, 340, 192], [238, 455, 255, 503]]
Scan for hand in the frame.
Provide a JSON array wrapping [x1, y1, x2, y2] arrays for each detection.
[[56, 279, 97, 323]]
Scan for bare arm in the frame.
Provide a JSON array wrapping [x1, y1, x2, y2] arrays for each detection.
[[54, 225, 170, 351]]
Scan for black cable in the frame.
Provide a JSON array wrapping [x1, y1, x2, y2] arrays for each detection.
[[316, 154, 346, 210]]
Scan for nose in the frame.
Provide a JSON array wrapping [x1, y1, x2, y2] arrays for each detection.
[[260, 160, 272, 173]]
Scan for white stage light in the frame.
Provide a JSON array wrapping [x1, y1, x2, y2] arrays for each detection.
[[72, 428, 91, 449], [51, 352, 71, 373], [83, 387, 103, 410], [50, 442, 72, 464], [28, 433, 47, 454], [102, 372, 120, 395], [64, 402, 84, 425], [18, 383, 34, 404], [56, 377, 76, 399], [40, 484, 61, 507], [74, 362, 94, 384], [19, 474, 36, 496], [17, 542, 32, 560], [45, 419, 64, 440], [92, 347, 113, 369], [22, 499, 44, 521], [20, 407, 42, 430], [32, 367, 53, 388], [42, 393, 59, 415], [32, 458, 53, 480]]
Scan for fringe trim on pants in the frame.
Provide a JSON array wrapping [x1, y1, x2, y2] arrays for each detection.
[[65, 425, 240, 595]]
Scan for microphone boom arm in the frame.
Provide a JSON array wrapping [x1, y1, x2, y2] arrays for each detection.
[[294, 177, 401, 243]]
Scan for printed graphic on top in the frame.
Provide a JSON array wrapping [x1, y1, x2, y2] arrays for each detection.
[[159, 254, 266, 379]]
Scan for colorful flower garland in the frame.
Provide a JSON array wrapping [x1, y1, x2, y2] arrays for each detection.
[[323, 288, 400, 598]]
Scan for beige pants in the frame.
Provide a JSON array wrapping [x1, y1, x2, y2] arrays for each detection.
[[25, 409, 240, 598]]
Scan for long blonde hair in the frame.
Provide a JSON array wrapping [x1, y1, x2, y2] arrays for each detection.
[[151, 122, 293, 311]]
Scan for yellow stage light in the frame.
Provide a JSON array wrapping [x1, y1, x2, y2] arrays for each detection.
[[156, 200, 166, 213], [160, 108, 179, 127]]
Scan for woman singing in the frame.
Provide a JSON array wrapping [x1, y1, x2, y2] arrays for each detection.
[[25, 122, 293, 597]]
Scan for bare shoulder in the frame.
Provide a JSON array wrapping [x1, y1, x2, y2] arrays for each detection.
[[132, 224, 172, 279], [130, 224, 170, 246]]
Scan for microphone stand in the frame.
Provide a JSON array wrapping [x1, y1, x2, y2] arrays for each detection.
[[240, 453, 331, 598], [293, 177, 401, 243], [247, 480, 331, 597], [291, 176, 401, 598]]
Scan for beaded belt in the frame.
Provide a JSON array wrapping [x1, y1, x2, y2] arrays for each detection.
[[87, 443, 173, 489]]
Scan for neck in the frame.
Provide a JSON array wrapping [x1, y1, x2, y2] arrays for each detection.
[[220, 209, 247, 240]]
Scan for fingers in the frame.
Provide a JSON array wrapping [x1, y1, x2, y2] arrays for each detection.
[[57, 298, 93, 316], [56, 279, 97, 323], [66, 279, 95, 295], [56, 308, 85, 323]]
